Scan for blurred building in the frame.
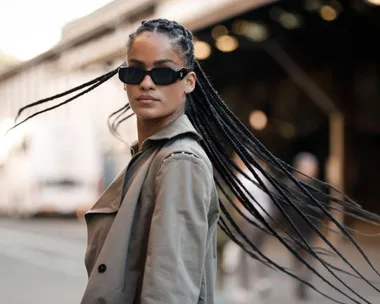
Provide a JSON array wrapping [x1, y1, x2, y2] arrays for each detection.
[[0, 51, 21, 74], [0, 0, 274, 173], [193, 0, 380, 221]]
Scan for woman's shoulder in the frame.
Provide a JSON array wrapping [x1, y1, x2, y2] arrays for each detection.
[[155, 135, 212, 173]]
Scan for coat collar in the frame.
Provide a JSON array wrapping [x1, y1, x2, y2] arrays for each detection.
[[131, 114, 202, 154]]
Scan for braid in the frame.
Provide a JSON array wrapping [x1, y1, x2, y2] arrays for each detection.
[[7, 68, 118, 134], [11, 18, 380, 302], [14, 69, 117, 123], [188, 62, 380, 300], [107, 104, 131, 145], [188, 80, 379, 303]]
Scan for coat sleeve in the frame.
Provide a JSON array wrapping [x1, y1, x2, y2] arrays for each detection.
[[140, 153, 212, 304]]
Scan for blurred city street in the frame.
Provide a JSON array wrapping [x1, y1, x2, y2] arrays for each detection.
[[1, 216, 380, 304], [1, 0, 380, 304], [0, 217, 87, 304]]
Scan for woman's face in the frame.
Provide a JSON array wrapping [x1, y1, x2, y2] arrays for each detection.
[[125, 32, 196, 121]]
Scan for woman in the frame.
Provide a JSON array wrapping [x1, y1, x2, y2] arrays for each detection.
[[11, 19, 380, 304], [81, 24, 219, 304]]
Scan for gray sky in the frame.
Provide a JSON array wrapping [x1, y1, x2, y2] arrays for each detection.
[[0, 0, 113, 60]]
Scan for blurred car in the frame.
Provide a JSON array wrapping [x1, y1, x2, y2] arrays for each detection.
[[0, 118, 103, 218]]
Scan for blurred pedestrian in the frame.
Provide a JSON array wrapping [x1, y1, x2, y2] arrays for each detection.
[[227, 153, 274, 301], [285, 152, 328, 300]]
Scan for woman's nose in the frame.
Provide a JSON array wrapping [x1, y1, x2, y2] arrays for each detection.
[[139, 74, 155, 90]]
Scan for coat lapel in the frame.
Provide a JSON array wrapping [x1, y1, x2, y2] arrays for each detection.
[[84, 168, 126, 215], [81, 147, 160, 304]]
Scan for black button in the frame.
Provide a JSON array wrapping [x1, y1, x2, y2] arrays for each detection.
[[98, 264, 107, 273]]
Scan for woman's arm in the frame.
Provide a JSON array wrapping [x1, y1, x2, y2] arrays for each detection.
[[140, 153, 212, 304]]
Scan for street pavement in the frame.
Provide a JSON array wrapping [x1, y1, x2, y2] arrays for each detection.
[[1, 216, 380, 304], [0, 217, 87, 304]]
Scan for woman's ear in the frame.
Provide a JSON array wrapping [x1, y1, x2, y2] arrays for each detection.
[[185, 71, 197, 94]]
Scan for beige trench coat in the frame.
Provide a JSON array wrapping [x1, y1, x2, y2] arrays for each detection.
[[81, 115, 220, 304]]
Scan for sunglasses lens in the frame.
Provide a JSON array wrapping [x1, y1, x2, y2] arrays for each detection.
[[151, 68, 176, 85], [118, 67, 144, 85], [118, 67, 183, 85]]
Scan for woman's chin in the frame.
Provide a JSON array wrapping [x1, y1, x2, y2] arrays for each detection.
[[134, 109, 166, 121]]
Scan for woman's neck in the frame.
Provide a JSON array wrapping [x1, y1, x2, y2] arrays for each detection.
[[136, 110, 184, 150]]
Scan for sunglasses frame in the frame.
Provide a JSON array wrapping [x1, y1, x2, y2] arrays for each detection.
[[118, 66, 191, 85]]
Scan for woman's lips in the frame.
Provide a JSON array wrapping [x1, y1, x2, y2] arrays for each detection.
[[136, 95, 160, 104]]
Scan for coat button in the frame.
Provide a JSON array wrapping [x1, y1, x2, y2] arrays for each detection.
[[98, 264, 107, 273]]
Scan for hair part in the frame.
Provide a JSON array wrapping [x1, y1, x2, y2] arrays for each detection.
[[127, 19, 195, 68]]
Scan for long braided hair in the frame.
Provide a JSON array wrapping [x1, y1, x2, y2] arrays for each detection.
[[10, 19, 380, 303]]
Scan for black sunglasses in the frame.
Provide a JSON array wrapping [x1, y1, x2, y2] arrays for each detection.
[[118, 66, 191, 85]]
